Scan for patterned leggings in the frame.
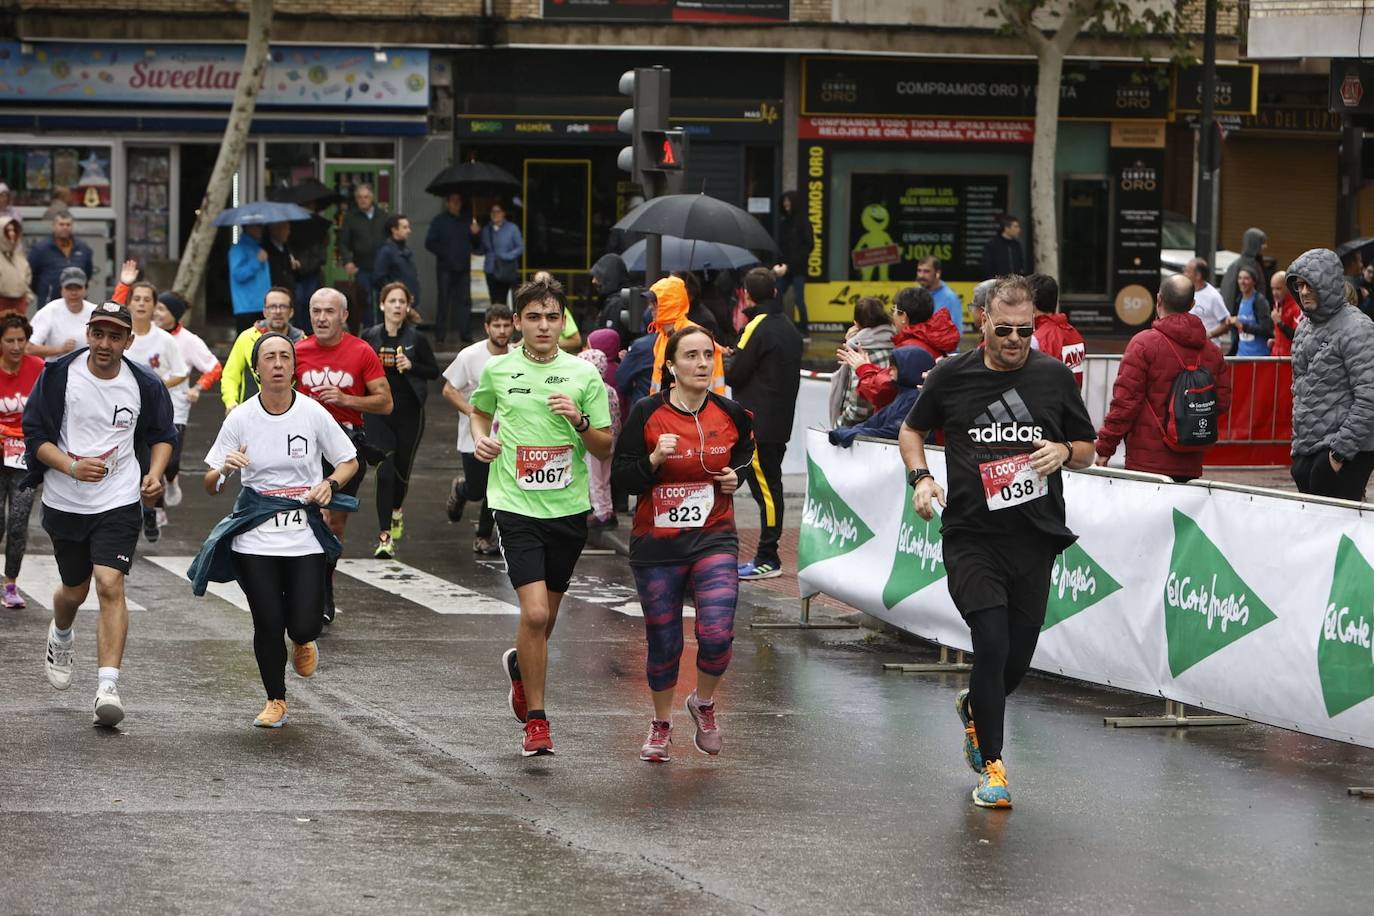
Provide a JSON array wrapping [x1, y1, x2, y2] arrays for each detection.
[[633, 553, 738, 692], [0, 467, 34, 579]]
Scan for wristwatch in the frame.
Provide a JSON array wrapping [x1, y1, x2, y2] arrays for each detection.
[[574, 413, 591, 433], [328, 478, 341, 493], [907, 468, 933, 488]]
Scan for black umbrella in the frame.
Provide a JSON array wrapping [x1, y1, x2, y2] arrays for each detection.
[[426, 161, 521, 197], [1336, 237, 1374, 263], [612, 194, 777, 254], [284, 178, 342, 206]]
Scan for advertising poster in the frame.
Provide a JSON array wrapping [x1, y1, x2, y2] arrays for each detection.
[[1108, 147, 1164, 332]]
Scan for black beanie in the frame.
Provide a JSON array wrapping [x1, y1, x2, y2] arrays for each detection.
[[158, 291, 189, 324]]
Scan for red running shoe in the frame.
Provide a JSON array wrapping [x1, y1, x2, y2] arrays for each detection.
[[502, 647, 528, 723], [522, 717, 554, 757]]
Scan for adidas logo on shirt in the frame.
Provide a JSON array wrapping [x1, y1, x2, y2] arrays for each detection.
[[968, 389, 1043, 443]]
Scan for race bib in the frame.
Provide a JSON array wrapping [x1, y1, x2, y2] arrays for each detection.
[[652, 482, 715, 529], [262, 507, 309, 532], [979, 453, 1047, 511], [515, 445, 573, 490], [3, 437, 25, 471]]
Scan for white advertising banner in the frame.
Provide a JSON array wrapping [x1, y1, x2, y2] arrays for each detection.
[[797, 429, 1374, 749]]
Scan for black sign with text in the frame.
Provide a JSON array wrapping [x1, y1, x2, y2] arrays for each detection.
[[1174, 64, 1259, 116], [542, 0, 788, 21], [1109, 147, 1164, 332]]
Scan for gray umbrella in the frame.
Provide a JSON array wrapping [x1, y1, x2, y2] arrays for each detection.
[[212, 201, 314, 227], [613, 193, 778, 253], [622, 235, 760, 273]]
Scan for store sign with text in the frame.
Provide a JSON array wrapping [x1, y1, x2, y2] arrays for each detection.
[[1109, 146, 1164, 332], [1173, 63, 1259, 116], [541, 0, 787, 20], [799, 116, 1033, 144]]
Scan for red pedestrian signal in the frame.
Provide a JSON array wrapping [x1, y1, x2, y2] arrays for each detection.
[[660, 138, 677, 167], [645, 129, 686, 173]]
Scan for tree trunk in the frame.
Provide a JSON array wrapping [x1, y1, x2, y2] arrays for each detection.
[[1029, 40, 1065, 279], [171, 0, 273, 306]]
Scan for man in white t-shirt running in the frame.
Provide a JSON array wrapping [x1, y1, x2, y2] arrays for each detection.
[[27, 266, 97, 361], [1185, 258, 1232, 353], [441, 302, 513, 555], [21, 301, 177, 728]]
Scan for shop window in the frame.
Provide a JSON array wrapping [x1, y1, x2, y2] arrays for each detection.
[[0, 143, 113, 209], [265, 142, 320, 200], [126, 148, 172, 264], [1060, 176, 1110, 296], [325, 142, 396, 161], [524, 159, 591, 273]]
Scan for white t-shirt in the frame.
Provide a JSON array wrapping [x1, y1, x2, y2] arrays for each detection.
[[168, 326, 221, 426], [31, 299, 97, 362], [43, 358, 143, 514], [204, 392, 357, 556], [1190, 283, 1230, 335], [127, 325, 188, 393], [442, 341, 507, 453]]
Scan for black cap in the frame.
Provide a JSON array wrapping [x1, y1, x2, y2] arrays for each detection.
[[88, 301, 132, 330]]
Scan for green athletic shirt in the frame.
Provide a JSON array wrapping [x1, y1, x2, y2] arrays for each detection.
[[471, 347, 612, 519]]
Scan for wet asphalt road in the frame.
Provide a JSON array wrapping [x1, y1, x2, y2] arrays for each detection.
[[2, 398, 1373, 916]]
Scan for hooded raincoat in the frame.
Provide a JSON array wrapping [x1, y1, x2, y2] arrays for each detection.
[[0, 217, 32, 307], [646, 275, 725, 396], [1219, 227, 1267, 311]]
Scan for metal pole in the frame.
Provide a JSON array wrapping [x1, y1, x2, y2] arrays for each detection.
[[1194, 0, 1219, 271], [646, 232, 663, 285]]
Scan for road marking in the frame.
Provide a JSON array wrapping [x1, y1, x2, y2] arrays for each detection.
[[569, 575, 693, 618], [18, 557, 146, 612], [143, 556, 252, 612], [335, 559, 519, 615]]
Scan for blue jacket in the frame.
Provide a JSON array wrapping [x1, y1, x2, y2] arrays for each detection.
[[187, 486, 358, 595], [616, 333, 657, 407], [21, 347, 178, 490], [829, 346, 935, 447], [28, 237, 94, 304], [931, 283, 963, 342], [372, 238, 421, 304], [229, 234, 273, 316], [424, 211, 476, 273], [478, 221, 524, 276]]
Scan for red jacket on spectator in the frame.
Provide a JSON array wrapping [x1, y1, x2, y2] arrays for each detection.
[[1094, 311, 1232, 480], [1271, 294, 1302, 357], [1033, 312, 1086, 386], [856, 309, 961, 409]]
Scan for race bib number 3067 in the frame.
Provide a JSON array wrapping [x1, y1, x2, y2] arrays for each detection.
[[978, 453, 1047, 511], [516, 445, 573, 490]]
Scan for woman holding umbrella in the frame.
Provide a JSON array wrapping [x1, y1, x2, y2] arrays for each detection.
[[215, 201, 315, 334]]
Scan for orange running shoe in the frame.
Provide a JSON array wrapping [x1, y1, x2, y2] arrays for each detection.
[[293, 640, 318, 678], [254, 699, 288, 729]]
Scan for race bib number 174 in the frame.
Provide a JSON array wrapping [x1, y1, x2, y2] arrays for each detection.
[[978, 453, 1047, 511]]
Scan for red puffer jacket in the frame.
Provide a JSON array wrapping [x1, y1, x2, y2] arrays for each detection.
[[1034, 312, 1086, 386], [857, 310, 962, 408], [1095, 312, 1232, 479]]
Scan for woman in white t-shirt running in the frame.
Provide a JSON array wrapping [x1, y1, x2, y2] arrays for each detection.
[[202, 333, 358, 728]]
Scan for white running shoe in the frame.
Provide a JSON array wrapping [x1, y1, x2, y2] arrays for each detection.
[[45, 621, 74, 690], [155, 507, 169, 528], [92, 683, 125, 727], [164, 477, 183, 507]]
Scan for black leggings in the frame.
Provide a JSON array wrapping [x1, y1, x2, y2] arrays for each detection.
[[460, 450, 495, 538], [0, 467, 34, 579], [367, 407, 425, 532], [231, 552, 327, 700], [966, 607, 1043, 765], [1291, 449, 1374, 502]]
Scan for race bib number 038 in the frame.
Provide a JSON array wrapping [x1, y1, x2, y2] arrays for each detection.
[[516, 445, 573, 490], [652, 482, 714, 529], [3, 437, 25, 471], [978, 453, 1047, 511]]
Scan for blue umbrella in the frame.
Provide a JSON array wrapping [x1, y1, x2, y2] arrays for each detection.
[[212, 201, 314, 227], [622, 235, 761, 273]]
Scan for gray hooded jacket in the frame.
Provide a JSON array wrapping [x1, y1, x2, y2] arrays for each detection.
[[1288, 247, 1374, 458], [1219, 227, 1267, 308]]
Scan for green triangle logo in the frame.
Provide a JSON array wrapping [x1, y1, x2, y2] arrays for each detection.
[[1041, 542, 1123, 632], [1163, 509, 1277, 677], [797, 455, 875, 572], [881, 496, 945, 609], [1318, 536, 1374, 717]]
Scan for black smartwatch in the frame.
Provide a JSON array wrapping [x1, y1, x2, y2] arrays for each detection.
[[907, 468, 933, 488], [574, 413, 591, 433], [328, 478, 341, 493]]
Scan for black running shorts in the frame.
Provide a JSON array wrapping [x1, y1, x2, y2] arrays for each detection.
[[493, 510, 588, 594], [941, 533, 1058, 626], [324, 427, 368, 498], [42, 502, 143, 585]]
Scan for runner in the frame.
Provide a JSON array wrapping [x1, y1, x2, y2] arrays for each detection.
[[27, 266, 97, 361], [221, 287, 306, 414], [294, 287, 391, 623], [441, 302, 514, 556], [470, 276, 611, 756], [361, 281, 439, 558], [22, 300, 177, 727], [123, 280, 188, 542], [152, 290, 223, 510], [611, 326, 754, 762], [0, 315, 44, 608], [898, 275, 1095, 809], [193, 332, 359, 728]]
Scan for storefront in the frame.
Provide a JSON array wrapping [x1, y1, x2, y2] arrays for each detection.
[[0, 41, 431, 314]]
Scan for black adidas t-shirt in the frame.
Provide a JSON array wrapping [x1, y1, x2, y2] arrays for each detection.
[[905, 349, 1095, 548]]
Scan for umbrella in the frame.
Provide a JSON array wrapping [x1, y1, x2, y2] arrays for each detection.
[[1336, 237, 1374, 262], [621, 235, 760, 273], [613, 193, 777, 253], [212, 201, 313, 227], [426, 161, 521, 197], [283, 178, 341, 206]]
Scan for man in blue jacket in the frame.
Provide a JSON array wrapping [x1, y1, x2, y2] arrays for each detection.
[[229, 224, 273, 334], [28, 211, 95, 305], [22, 301, 177, 729], [478, 203, 524, 307], [372, 213, 421, 310], [425, 193, 480, 344]]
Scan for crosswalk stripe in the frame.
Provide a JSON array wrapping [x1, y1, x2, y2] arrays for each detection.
[[19, 557, 146, 611], [335, 559, 519, 615], [143, 556, 252, 612]]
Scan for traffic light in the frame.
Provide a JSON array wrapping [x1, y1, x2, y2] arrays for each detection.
[[617, 67, 687, 198]]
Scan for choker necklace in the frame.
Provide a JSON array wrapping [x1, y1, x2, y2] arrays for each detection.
[[521, 346, 557, 364]]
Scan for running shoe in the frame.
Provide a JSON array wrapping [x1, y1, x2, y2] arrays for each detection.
[[373, 534, 395, 559], [164, 476, 183, 507], [292, 640, 318, 678], [254, 699, 288, 729], [142, 509, 160, 544], [972, 759, 1012, 809], [955, 688, 984, 773], [503, 648, 528, 722], [522, 717, 554, 757], [738, 561, 782, 581], [474, 536, 500, 556], [640, 719, 672, 762], [92, 683, 125, 727], [390, 510, 405, 541], [45, 621, 73, 690], [3, 583, 25, 608], [685, 690, 722, 755], [446, 476, 466, 523], [154, 507, 169, 528]]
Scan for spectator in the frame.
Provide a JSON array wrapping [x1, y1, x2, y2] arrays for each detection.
[[424, 192, 479, 344], [1185, 257, 1232, 351], [228, 223, 273, 335], [41, 186, 72, 220], [843, 286, 958, 412], [675, 270, 721, 340], [590, 252, 633, 347], [829, 345, 935, 447], [969, 278, 996, 332], [1227, 266, 1272, 356], [774, 190, 813, 339], [980, 213, 1026, 278], [829, 297, 895, 428], [0, 217, 32, 316], [577, 347, 621, 529], [290, 199, 332, 316], [0, 184, 14, 221], [477, 203, 524, 307], [727, 266, 803, 581], [1094, 274, 1231, 482], [27, 211, 94, 305], [916, 256, 963, 332], [1219, 227, 1267, 310], [1287, 248, 1374, 500], [339, 183, 387, 321], [1343, 250, 1374, 319], [586, 328, 622, 395], [264, 221, 299, 293], [1270, 269, 1302, 357], [373, 213, 420, 311], [645, 275, 723, 397], [1029, 273, 1086, 385]]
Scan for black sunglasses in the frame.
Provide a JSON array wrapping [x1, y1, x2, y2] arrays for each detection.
[[991, 324, 1034, 339]]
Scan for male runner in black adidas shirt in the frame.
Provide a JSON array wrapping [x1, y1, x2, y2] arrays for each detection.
[[899, 274, 1095, 809]]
